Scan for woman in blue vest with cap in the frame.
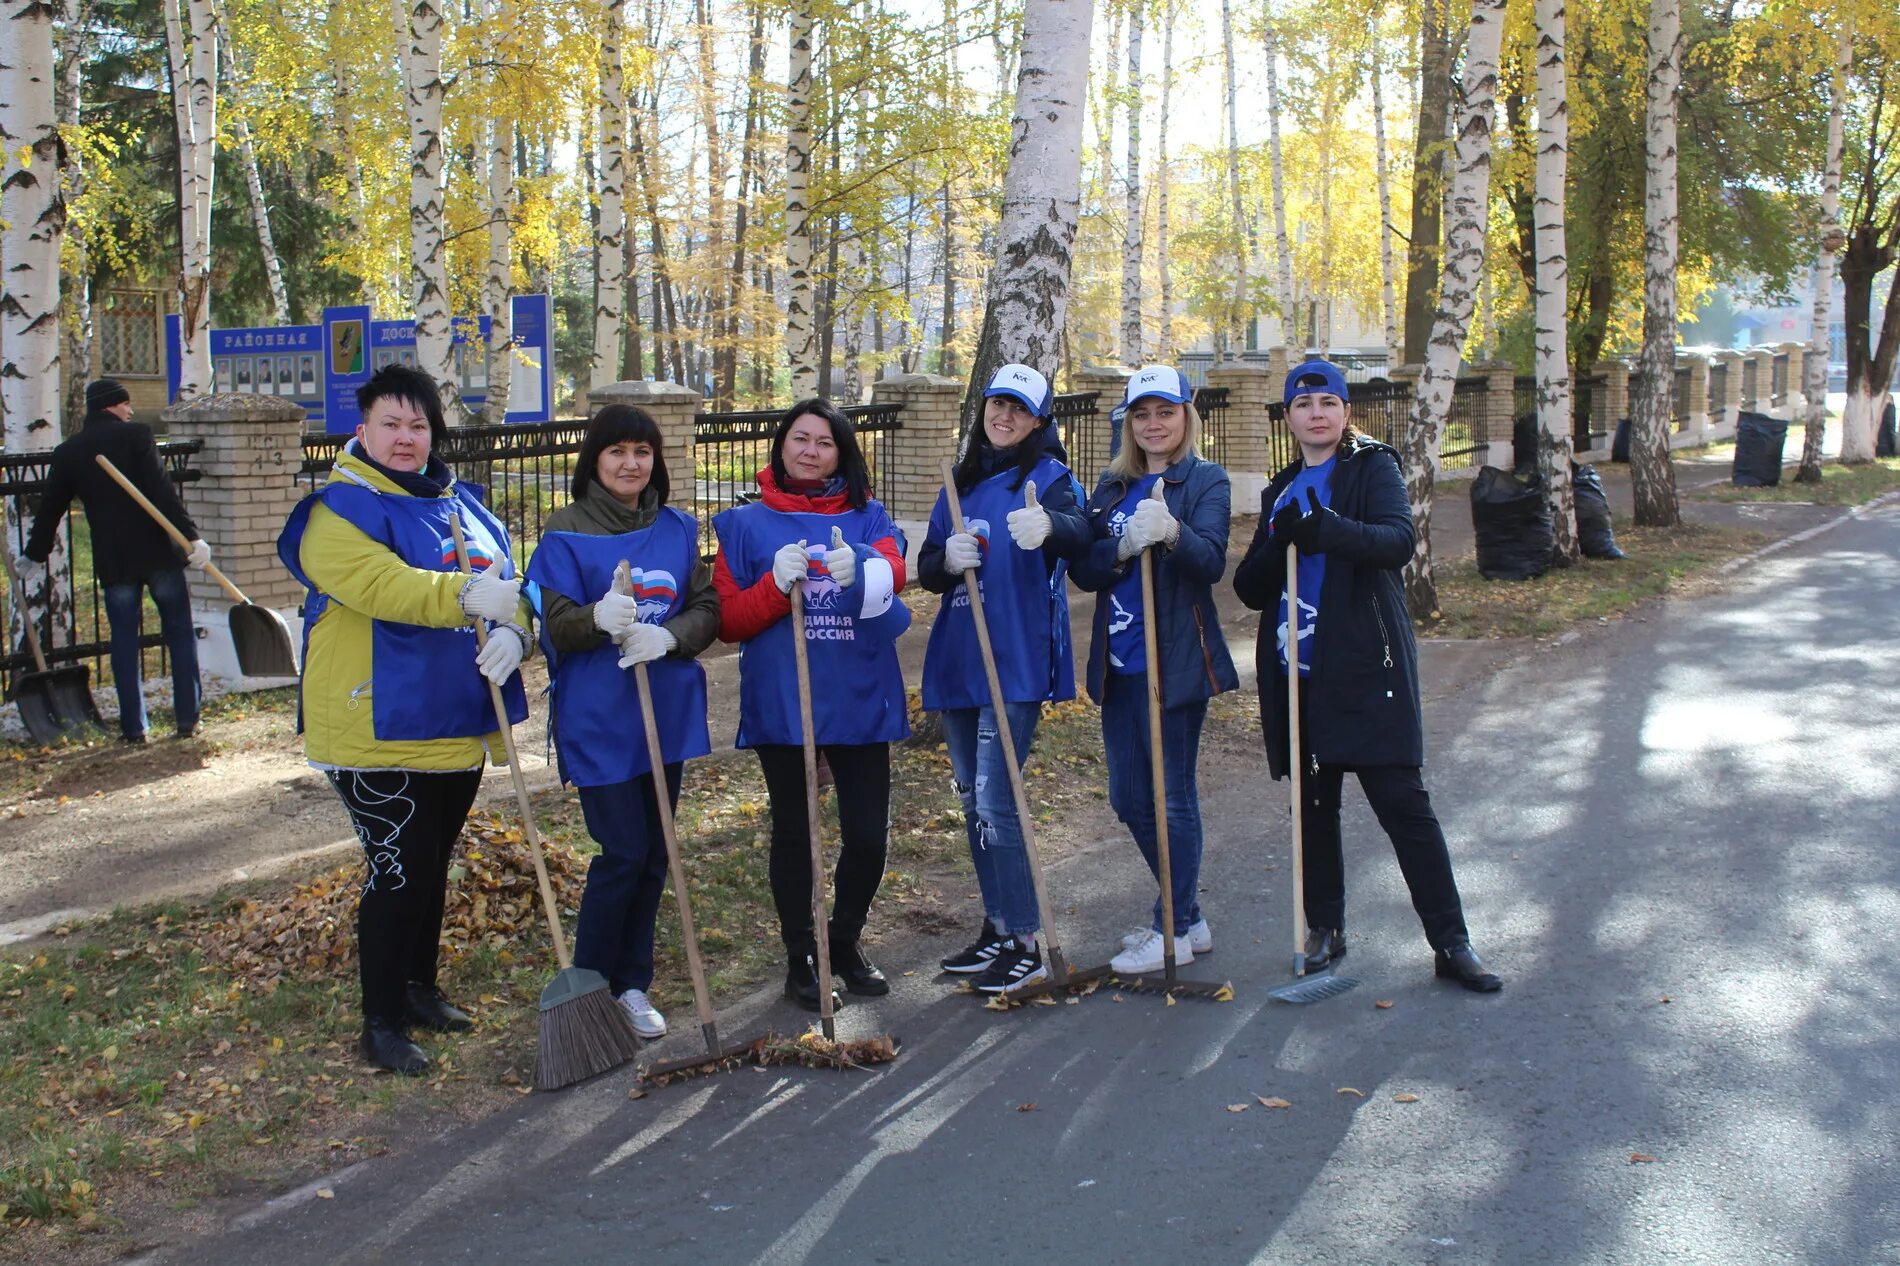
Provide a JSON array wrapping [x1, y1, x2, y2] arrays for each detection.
[[278, 365, 534, 1076], [918, 363, 1091, 995], [1232, 358, 1500, 992], [711, 399, 911, 1012], [528, 405, 719, 1040], [1072, 365, 1239, 976]]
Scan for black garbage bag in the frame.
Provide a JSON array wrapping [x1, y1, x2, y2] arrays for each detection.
[[1732, 411, 1788, 486], [1570, 463, 1624, 560], [1513, 413, 1539, 472], [1878, 399, 1897, 458], [1471, 466, 1554, 581], [1610, 417, 1631, 463]]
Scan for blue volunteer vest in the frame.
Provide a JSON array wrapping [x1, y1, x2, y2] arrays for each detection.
[[921, 456, 1078, 711], [710, 499, 911, 748], [278, 474, 529, 741], [1105, 475, 1161, 675], [526, 510, 711, 787]]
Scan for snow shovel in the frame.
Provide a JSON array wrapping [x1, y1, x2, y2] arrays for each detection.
[[610, 563, 769, 1081], [936, 459, 1109, 1004], [1, 551, 104, 742], [1112, 528, 1233, 1002], [788, 574, 841, 1041], [94, 455, 298, 678], [1269, 541, 1359, 1005]]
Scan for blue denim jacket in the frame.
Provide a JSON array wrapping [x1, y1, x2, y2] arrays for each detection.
[[1071, 453, 1240, 708]]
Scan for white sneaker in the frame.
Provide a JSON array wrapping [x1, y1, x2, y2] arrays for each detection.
[[1121, 919, 1212, 954], [1109, 928, 1194, 975], [617, 989, 667, 1040]]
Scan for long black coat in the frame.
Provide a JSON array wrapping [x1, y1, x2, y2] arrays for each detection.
[[24, 411, 200, 586], [1232, 436, 1422, 778]]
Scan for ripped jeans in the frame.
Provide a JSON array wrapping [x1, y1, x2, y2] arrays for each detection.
[[940, 702, 1044, 938]]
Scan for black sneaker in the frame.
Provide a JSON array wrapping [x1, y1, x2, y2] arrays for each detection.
[[940, 921, 1009, 975], [974, 938, 1047, 995]]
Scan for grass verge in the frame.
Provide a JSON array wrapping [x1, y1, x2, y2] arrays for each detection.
[[1695, 456, 1900, 506]]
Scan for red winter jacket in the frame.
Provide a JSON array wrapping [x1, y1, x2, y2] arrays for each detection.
[[712, 467, 908, 643]]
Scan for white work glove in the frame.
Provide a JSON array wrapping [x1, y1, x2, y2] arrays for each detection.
[[1125, 488, 1179, 551], [592, 587, 640, 639], [772, 540, 810, 594], [943, 531, 982, 575], [616, 622, 678, 668], [459, 562, 522, 622], [475, 623, 526, 684], [1006, 480, 1051, 550], [823, 526, 857, 589], [185, 539, 212, 571]]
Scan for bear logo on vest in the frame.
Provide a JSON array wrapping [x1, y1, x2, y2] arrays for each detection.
[[799, 552, 855, 640], [623, 567, 679, 623]]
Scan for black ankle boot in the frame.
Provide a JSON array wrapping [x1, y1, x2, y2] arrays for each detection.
[[829, 939, 890, 997], [360, 1019, 431, 1075], [405, 982, 474, 1032], [783, 954, 845, 1012], [1301, 927, 1346, 973], [1434, 942, 1502, 993]]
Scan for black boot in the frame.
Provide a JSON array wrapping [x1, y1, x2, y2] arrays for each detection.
[[783, 954, 845, 1013], [1434, 943, 1502, 993], [405, 982, 474, 1032], [360, 1019, 431, 1075], [1301, 927, 1346, 973], [830, 937, 889, 997]]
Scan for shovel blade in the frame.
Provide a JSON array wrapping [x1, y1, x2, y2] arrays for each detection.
[[1268, 973, 1360, 1005], [8, 679, 71, 745], [44, 664, 104, 732], [229, 604, 298, 678]]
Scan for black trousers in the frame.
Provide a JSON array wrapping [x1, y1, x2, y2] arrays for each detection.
[[754, 742, 891, 958], [328, 767, 484, 1024], [1295, 683, 1468, 950]]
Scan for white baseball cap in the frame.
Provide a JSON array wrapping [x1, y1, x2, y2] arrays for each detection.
[[983, 363, 1054, 417], [1123, 364, 1192, 408]]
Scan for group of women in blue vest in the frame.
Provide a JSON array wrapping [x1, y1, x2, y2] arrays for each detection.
[[284, 356, 1496, 1077]]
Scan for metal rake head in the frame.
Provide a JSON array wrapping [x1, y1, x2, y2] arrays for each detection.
[[1267, 973, 1360, 1005]]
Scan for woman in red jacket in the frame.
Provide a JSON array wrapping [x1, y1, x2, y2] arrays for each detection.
[[711, 399, 911, 1012]]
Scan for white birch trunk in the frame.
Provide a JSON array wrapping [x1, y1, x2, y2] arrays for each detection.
[[1220, 0, 1247, 357], [484, 48, 515, 425], [1372, 47, 1399, 371], [1534, 0, 1576, 561], [1156, 0, 1175, 362], [784, 2, 817, 396], [217, 31, 290, 326], [1262, 12, 1295, 350], [962, 0, 1093, 427], [164, 0, 217, 400], [1119, 3, 1143, 365], [839, 0, 874, 403], [1630, 0, 1681, 526], [400, 0, 462, 420], [58, 0, 91, 433], [593, 0, 628, 392], [1317, 76, 1335, 356], [1798, 27, 1850, 478], [1402, 0, 1506, 613]]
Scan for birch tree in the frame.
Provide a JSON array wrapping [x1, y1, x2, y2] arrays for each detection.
[[1371, 40, 1399, 370], [163, 0, 218, 400], [1155, 0, 1176, 361], [216, 25, 290, 326], [1403, 0, 1506, 614], [1262, 10, 1295, 349], [962, 0, 1093, 432], [57, 0, 90, 431], [784, 1, 817, 396], [1120, 1, 1143, 364], [593, 0, 628, 392], [1534, 0, 1577, 561], [1796, 27, 1850, 481], [1629, 0, 1682, 527], [399, 0, 462, 421], [483, 0, 516, 423], [1220, 0, 1248, 356], [1403, 2, 1454, 364]]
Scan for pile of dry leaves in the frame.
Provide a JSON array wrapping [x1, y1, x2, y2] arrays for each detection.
[[194, 811, 588, 986]]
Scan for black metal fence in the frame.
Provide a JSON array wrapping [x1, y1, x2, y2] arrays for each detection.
[[1193, 387, 1230, 469], [3, 441, 204, 691], [690, 402, 903, 556], [1444, 377, 1491, 471], [1514, 376, 1539, 430], [1348, 379, 1412, 459], [1052, 391, 1105, 481]]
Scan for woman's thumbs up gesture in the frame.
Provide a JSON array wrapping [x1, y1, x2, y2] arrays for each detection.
[[1006, 478, 1052, 550]]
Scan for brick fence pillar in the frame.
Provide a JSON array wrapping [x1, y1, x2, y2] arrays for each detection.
[[1594, 360, 1631, 431], [1712, 350, 1745, 434], [1776, 341, 1807, 415], [1679, 352, 1711, 440], [869, 373, 961, 548], [1746, 348, 1775, 413], [1205, 361, 1275, 511], [1475, 359, 1518, 467], [587, 380, 702, 522]]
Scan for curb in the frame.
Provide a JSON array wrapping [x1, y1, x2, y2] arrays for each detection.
[[1716, 488, 1900, 576]]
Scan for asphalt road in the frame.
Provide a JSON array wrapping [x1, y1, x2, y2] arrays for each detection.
[[150, 496, 1900, 1265]]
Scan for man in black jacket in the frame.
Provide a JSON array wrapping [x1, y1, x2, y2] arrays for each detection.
[[23, 380, 211, 743]]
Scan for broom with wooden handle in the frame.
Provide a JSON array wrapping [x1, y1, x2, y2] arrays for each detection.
[[447, 514, 642, 1087]]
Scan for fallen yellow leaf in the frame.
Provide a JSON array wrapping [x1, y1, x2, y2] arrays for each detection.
[[1164, 993, 1177, 1006], [315, 1188, 335, 1200], [1392, 1093, 1420, 1103], [1226, 1103, 1249, 1113], [626, 1087, 647, 1100], [1211, 982, 1236, 1002], [1016, 1102, 1037, 1112], [1258, 1096, 1291, 1109], [1630, 1152, 1656, 1164], [1336, 1087, 1366, 1098], [1374, 1000, 1394, 1010]]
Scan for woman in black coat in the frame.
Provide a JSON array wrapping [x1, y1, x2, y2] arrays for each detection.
[[1232, 360, 1500, 991]]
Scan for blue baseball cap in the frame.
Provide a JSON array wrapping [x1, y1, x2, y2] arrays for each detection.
[[1283, 359, 1351, 405], [1124, 364, 1193, 408], [984, 363, 1054, 418]]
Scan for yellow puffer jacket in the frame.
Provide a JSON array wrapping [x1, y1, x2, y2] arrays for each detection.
[[296, 450, 532, 771]]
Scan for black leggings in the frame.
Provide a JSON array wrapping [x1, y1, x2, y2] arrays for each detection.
[[328, 767, 483, 1024], [754, 743, 891, 957]]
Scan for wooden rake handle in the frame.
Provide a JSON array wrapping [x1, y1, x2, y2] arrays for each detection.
[[94, 454, 248, 606], [1138, 543, 1178, 984], [787, 571, 836, 1039], [448, 513, 572, 970], [1286, 541, 1308, 976]]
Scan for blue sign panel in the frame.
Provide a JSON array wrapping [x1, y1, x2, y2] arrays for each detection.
[[322, 305, 373, 435]]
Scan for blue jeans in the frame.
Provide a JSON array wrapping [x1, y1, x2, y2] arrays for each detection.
[[941, 702, 1043, 937], [1101, 671, 1206, 936], [573, 764, 684, 996], [101, 568, 201, 739]]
